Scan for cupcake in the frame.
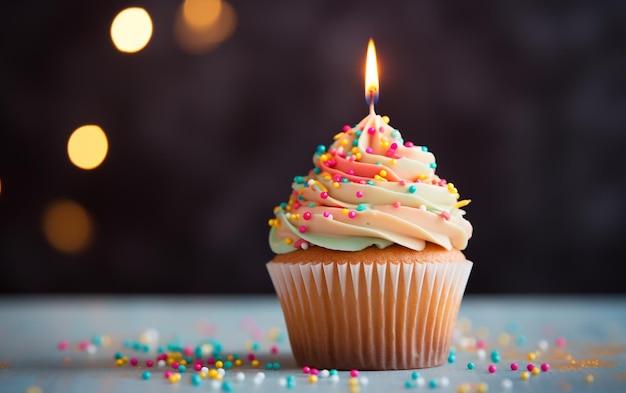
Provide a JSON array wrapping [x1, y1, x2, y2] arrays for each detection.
[[266, 107, 473, 370]]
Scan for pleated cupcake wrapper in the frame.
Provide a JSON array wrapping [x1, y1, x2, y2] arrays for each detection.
[[267, 260, 472, 370]]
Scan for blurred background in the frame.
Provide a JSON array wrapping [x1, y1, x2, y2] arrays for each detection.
[[1, 0, 625, 294]]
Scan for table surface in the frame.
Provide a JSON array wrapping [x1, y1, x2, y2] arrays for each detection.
[[0, 295, 624, 393]]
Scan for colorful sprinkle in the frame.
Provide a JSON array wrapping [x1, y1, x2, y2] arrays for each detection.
[[488, 364, 497, 373], [510, 362, 519, 371], [467, 362, 475, 370]]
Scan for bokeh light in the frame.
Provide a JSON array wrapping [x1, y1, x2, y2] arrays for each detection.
[[42, 199, 93, 254], [174, 0, 237, 54], [67, 125, 109, 170], [110, 7, 153, 53]]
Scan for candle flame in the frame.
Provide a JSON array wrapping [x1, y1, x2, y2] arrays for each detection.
[[365, 38, 379, 106]]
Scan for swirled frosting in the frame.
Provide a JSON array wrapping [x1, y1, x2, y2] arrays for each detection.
[[268, 108, 472, 254]]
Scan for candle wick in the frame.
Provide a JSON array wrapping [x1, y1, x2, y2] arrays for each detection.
[[368, 90, 376, 115]]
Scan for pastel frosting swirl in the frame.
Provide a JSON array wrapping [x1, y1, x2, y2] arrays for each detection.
[[268, 109, 472, 254]]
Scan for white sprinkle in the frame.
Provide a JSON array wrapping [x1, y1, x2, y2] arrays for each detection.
[[419, 205, 427, 211], [278, 377, 287, 387], [235, 372, 245, 382], [285, 213, 291, 219], [301, 242, 309, 250], [440, 377, 450, 387], [217, 368, 225, 376], [210, 380, 221, 389], [501, 378, 513, 389], [330, 375, 340, 383], [87, 344, 97, 354], [201, 367, 209, 374], [319, 369, 330, 378], [477, 349, 486, 360], [157, 360, 166, 367], [538, 339, 549, 351], [416, 377, 426, 387], [359, 376, 369, 386]]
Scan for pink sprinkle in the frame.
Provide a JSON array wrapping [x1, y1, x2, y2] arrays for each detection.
[[366, 147, 373, 154], [488, 365, 497, 373], [390, 142, 398, 149], [439, 211, 451, 220], [510, 363, 519, 371], [367, 127, 375, 135], [58, 340, 69, 351], [310, 368, 319, 375], [164, 371, 172, 378], [183, 346, 194, 356], [146, 360, 154, 367], [299, 225, 307, 233], [477, 339, 486, 349], [356, 191, 363, 198], [527, 364, 535, 372], [130, 358, 138, 366], [329, 148, 337, 155], [393, 201, 401, 208], [379, 127, 385, 133], [405, 141, 414, 147], [247, 353, 255, 361], [350, 370, 359, 378], [194, 363, 202, 371], [323, 211, 331, 218], [342, 125, 351, 132], [303, 212, 312, 220], [348, 211, 357, 218], [541, 363, 550, 372], [207, 357, 215, 365], [348, 169, 355, 175], [79, 340, 89, 350], [320, 192, 328, 199], [438, 179, 447, 186], [171, 362, 179, 370], [293, 201, 301, 210], [556, 337, 567, 348], [270, 345, 279, 355], [333, 174, 342, 182], [157, 353, 168, 361], [399, 180, 406, 186], [302, 366, 311, 374]]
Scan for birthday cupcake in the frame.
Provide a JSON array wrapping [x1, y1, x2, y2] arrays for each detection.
[[266, 105, 473, 370]]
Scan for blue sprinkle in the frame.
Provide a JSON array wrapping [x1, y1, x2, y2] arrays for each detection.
[[376, 161, 382, 165], [251, 342, 260, 351], [222, 381, 233, 392], [294, 176, 305, 184], [329, 369, 338, 376], [516, 335, 526, 346], [317, 145, 326, 153], [142, 371, 151, 380], [313, 167, 321, 174], [367, 180, 374, 186], [491, 350, 501, 363], [308, 203, 316, 208], [467, 362, 475, 370], [405, 380, 415, 388], [356, 204, 367, 211], [224, 360, 233, 369], [352, 139, 359, 146], [429, 379, 438, 388], [272, 362, 280, 370], [114, 352, 123, 360], [341, 178, 349, 183], [429, 162, 437, 169], [448, 352, 456, 363], [411, 371, 420, 380], [279, 202, 287, 209], [355, 130, 362, 137], [408, 185, 417, 193], [178, 365, 186, 372], [141, 345, 150, 352], [191, 374, 201, 386], [123, 340, 132, 348], [421, 146, 428, 152], [92, 335, 103, 346]]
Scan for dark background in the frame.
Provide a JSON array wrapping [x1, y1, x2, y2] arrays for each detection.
[[1, 1, 625, 294]]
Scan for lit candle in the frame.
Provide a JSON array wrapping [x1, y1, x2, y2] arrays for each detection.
[[365, 38, 379, 111]]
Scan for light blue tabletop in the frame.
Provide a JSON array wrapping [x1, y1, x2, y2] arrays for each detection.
[[0, 295, 624, 392]]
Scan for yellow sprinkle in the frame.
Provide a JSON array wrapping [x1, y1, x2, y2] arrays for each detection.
[[531, 367, 540, 376], [285, 238, 293, 245], [355, 153, 362, 160], [348, 377, 359, 387], [477, 382, 489, 393], [454, 199, 471, 208], [25, 387, 43, 393], [308, 375, 318, 384], [418, 174, 428, 180], [498, 333, 511, 346], [323, 175, 332, 181], [227, 355, 234, 361], [382, 115, 390, 124], [351, 147, 359, 154], [380, 141, 389, 148], [373, 175, 387, 182], [267, 218, 275, 227], [121, 356, 128, 362], [521, 371, 530, 380], [179, 359, 187, 366], [215, 374, 223, 380], [585, 374, 594, 383], [390, 159, 396, 165], [340, 139, 349, 146], [208, 369, 218, 378], [457, 383, 471, 393], [332, 182, 340, 188], [342, 208, 349, 215], [116, 359, 124, 366], [169, 374, 179, 383], [215, 360, 223, 368], [251, 359, 259, 368], [285, 205, 292, 212], [200, 372, 207, 378], [235, 359, 242, 367], [379, 169, 387, 177], [166, 358, 174, 365], [333, 132, 344, 140], [447, 182, 455, 189], [527, 352, 536, 361]]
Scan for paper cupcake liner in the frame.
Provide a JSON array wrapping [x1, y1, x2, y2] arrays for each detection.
[[267, 259, 472, 370]]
